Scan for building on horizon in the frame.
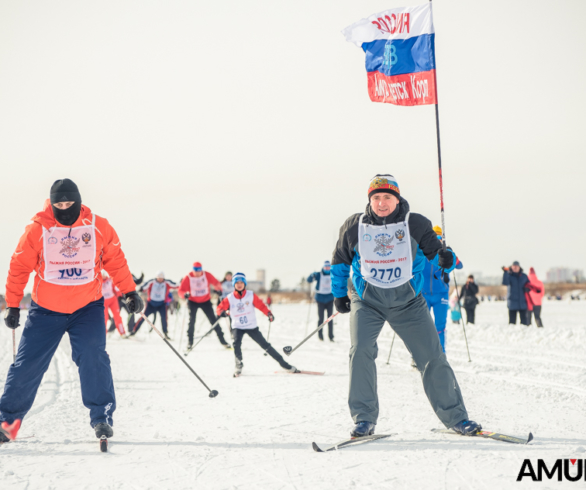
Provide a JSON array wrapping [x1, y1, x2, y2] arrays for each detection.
[[546, 267, 585, 283]]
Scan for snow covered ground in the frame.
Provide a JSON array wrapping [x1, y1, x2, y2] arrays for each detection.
[[0, 300, 585, 489]]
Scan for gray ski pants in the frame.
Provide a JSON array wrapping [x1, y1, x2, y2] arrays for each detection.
[[349, 288, 468, 428]]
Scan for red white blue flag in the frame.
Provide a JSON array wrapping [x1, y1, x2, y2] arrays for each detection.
[[343, 3, 436, 106]]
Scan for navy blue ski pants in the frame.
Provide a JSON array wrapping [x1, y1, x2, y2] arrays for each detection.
[[0, 299, 116, 428], [133, 301, 168, 333]]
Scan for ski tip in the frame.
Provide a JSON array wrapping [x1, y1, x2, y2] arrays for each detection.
[[99, 435, 108, 453], [209, 390, 219, 398], [527, 432, 534, 444], [312, 442, 324, 453], [1, 419, 21, 441]]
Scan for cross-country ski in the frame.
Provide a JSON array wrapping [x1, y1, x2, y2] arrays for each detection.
[[312, 434, 392, 453]]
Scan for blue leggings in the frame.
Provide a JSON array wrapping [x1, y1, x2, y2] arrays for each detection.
[[0, 299, 116, 428], [424, 294, 449, 352]]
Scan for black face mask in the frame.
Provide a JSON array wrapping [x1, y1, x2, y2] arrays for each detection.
[[53, 201, 82, 226], [49, 178, 82, 226]]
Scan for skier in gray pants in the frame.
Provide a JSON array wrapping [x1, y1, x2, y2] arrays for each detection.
[[330, 174, 481, 438]]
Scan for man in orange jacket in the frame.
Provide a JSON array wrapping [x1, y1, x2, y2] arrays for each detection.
[[1, 179, 144, 444], [178, 262, 229, 350]]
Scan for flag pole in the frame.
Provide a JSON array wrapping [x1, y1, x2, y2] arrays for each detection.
[[429, 0, 447, 253]]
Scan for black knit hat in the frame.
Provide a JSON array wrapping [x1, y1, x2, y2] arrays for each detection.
[[50, 178, 81, 205]]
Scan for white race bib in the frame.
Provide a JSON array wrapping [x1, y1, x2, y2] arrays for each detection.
[[317, 272, 332, 295], [102, 278, 116, 299], [228, 290, 257, 330], [189, 274, 209, 297], [42, 215, 97, 286], [358, 213, 413, 289], [150, 281, 167, 302]]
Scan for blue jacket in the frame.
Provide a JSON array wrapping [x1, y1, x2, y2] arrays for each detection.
[[331, 198, 457, 301], [422, 250, 463, 298], [502, 270, 529, 310], [307, 270, 334, 304]]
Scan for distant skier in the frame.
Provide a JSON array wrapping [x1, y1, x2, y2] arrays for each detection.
[[102, 270, 126, 336], [178, 262, 229, 350], [0, 178, 143, 443], [527, 268, 544, 328], [331, 174, 480, 437], [460, 275, 479, 324], [502, 262, 531, 325], [421, 226, 463, 352], [219, 272, 234, 332], [307, 261, 335, 341], [266, 294, 273, 308], [131, 271, 178, 340], [108, 272, 144, 333], [216, 273, 298, 377]]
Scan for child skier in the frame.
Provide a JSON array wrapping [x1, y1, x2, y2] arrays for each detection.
[[216, 273, 298, 377]]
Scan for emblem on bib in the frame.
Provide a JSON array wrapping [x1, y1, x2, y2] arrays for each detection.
[[48, 237, 58, 245], [395, 229, 405, 241], [236, 303, 245, 312], [373, 234, 394, 256], [59, 237, 81, 258], [82, 233, 92, 244], [363, 234, 372, 242]]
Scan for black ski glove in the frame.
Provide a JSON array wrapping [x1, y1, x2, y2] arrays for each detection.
[[334, 296, 351, 314], [124, 291, 144, 314], [219, 310, 228, 318], [4, 308, 20, 329], [268, 312, 275, 322], [437, 248, 454, 270], [523, 286, 531, 293], [183, 292, 190, 299]]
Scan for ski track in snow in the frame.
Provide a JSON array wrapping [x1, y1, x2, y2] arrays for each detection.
[[0, 301, 585, 489]]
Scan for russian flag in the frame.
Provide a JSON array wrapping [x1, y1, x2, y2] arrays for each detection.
[[343, 3, 436, 106]]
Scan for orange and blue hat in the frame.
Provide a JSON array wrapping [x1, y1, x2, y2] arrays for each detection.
[[368, 174, 400, 200]]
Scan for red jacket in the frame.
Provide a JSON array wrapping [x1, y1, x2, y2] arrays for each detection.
[[527, 269, 544, 307], [178, 271, 221, 303], [217, 289, 270, 317], [5, 200, 136, 314]]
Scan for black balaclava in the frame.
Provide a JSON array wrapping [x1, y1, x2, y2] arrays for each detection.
[[50, 179, 82, 226]]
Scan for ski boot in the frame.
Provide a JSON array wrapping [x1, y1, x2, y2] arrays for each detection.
[[234, 360, 243, 378], [95, 422, 113, 453], [452, 420, 482, 436], [350, 421, 375, 438], [163, 333, 172, 341], [285, 365, 300, 373]]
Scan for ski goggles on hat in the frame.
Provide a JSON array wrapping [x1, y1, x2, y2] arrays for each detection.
[[193, 266, 202, 272]]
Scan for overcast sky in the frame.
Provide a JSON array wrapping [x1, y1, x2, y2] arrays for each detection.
[[1, 0, 585, 292]]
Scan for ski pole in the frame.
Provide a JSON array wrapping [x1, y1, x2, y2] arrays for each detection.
[[138, 312, 218, 398], [452, 274, 472, 362], [12, 330, 16, 364], [185, 317, 223, 356], [178, 302, 188, 352], [386, 332, 396, 365], [304, 292, 313, 337], [283, 311, 339, 356], [264, 307, 272, 356]]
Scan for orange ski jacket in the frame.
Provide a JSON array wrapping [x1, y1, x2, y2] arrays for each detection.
[[5, 200, 136, 314]]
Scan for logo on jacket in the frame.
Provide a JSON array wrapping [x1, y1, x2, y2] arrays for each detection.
[[82, 233, 92, 244], [48, 237, 58, 245], [395, 229, 405, 241], [363, 234, 372, 242], [59, 237, 80, 258], [373, 234, 394, 256]]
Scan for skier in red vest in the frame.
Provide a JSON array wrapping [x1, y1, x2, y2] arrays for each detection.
[[102, 270, 126, 336], [178, 262, 229, 350]]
